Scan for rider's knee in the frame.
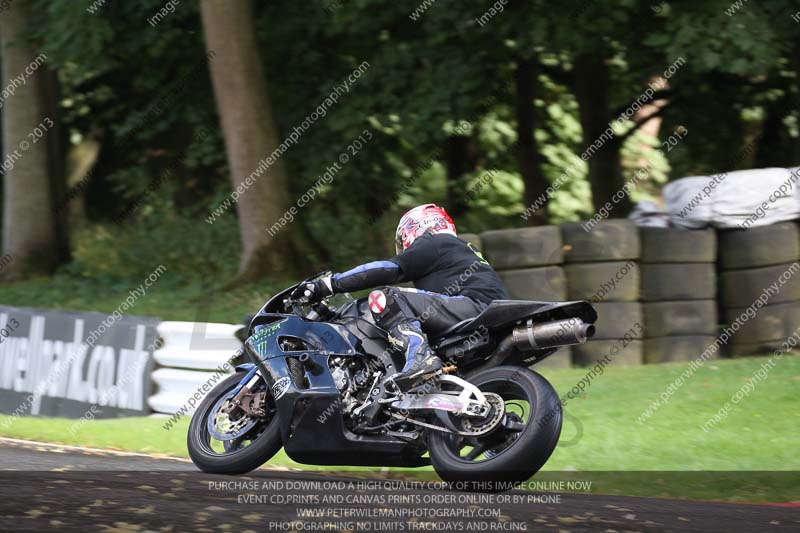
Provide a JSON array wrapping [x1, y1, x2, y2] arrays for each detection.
[[369, 287, 412, 328]]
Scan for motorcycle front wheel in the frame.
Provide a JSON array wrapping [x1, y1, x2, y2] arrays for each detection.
[[428, 366, 562, 490], [187, 370, 282, 475]]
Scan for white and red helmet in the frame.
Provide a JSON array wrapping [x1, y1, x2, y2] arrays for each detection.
[[395, 203, 457, 254]]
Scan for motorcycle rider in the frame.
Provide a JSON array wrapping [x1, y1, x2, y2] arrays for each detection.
[[293, 203, 508, 389]]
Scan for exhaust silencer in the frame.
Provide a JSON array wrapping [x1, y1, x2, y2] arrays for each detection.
[[512, 318, 595, 351]]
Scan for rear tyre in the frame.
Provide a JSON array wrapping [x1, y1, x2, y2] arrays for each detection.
[[187, 370, 282, 475], [428, 366, 562, 491]]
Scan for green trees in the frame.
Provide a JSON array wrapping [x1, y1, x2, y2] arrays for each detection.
[[645, 0, 797, 175], [0, 0, 796, 281]]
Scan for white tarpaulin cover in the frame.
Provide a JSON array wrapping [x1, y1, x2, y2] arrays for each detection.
[[628, 200, 670, 228], [663, 167, 800, 229]]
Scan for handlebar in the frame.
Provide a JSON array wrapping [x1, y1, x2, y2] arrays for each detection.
[[283, 296, 334, 321], [280, 272, 345, 320]]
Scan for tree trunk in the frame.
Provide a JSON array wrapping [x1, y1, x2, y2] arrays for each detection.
[[0, 0, 60, 280], [793, 44, 800, 163], [200, 0, 310, 281], [42, 68, 70, 262], [755, 96, 790, 168], [574, 54, 629, 215], [630, 76, 665, 172], [444, 134, 478, 218], [63, 132, 100, 226], [515, 58, 549, 225]]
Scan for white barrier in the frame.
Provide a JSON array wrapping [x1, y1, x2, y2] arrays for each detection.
[[148, 368, 222, 415], [148, 321, 243, 416], [154, 321, 241, 370]]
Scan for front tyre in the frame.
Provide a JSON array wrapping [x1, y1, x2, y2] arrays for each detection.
[[428, 366, 562, 490], [188, 370, 282, 475]]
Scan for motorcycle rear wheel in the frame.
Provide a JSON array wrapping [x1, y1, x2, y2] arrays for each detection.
[[428, 365, 562, 490], [187, 370, 282, 475]]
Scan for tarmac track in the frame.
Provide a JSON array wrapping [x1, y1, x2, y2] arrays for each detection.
[[0, 437, 796, 532]]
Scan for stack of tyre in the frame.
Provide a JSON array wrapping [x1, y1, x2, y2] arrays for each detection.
[[480, 226, 569, 368], [561, 220, 643, 367], [639, 228, 719, 363], [718, 223, 800, 356]]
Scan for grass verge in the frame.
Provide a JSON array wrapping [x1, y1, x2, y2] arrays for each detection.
[[0, 273, 286, 323]]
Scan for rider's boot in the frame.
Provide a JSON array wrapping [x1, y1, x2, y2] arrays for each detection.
[[385, 321, 442, 391]]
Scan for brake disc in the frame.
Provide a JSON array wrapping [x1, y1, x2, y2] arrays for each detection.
[[459, 393, 505, 435], [207, 396, 259, 441]]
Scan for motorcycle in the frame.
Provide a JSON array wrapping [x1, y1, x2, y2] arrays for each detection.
[[188, 274, 597, 489]]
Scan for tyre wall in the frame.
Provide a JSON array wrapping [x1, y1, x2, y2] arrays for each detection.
[[482, 220, 644, 368], [562, 220, 643, 367], [717, 223, 800, 357], [481, 226, 569, 368], [639, 227, 719, 364], [476, 220, 800, 367]]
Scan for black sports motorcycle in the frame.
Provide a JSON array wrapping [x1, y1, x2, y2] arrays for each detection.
[[188, 274, 597, 489]]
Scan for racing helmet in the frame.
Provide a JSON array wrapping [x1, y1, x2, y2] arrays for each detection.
[[394, 203, 457, 254]]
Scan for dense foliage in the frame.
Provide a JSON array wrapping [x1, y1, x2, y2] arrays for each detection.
[[5, 0, 799, 282]]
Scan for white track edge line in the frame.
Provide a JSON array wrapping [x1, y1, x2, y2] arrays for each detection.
[[0, 436, 193, 462]]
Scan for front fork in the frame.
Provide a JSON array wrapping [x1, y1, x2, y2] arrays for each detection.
[[240, 343, 273, 387], [226, 367, 267, 418], [226, 342, 272, 419]]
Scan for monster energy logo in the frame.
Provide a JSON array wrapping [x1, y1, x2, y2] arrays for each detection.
[[250, 322, 283, 354]]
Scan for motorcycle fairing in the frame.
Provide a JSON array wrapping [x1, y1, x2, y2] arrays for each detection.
[[248, 313, 360, 359], [241, 313, 427, 467]]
